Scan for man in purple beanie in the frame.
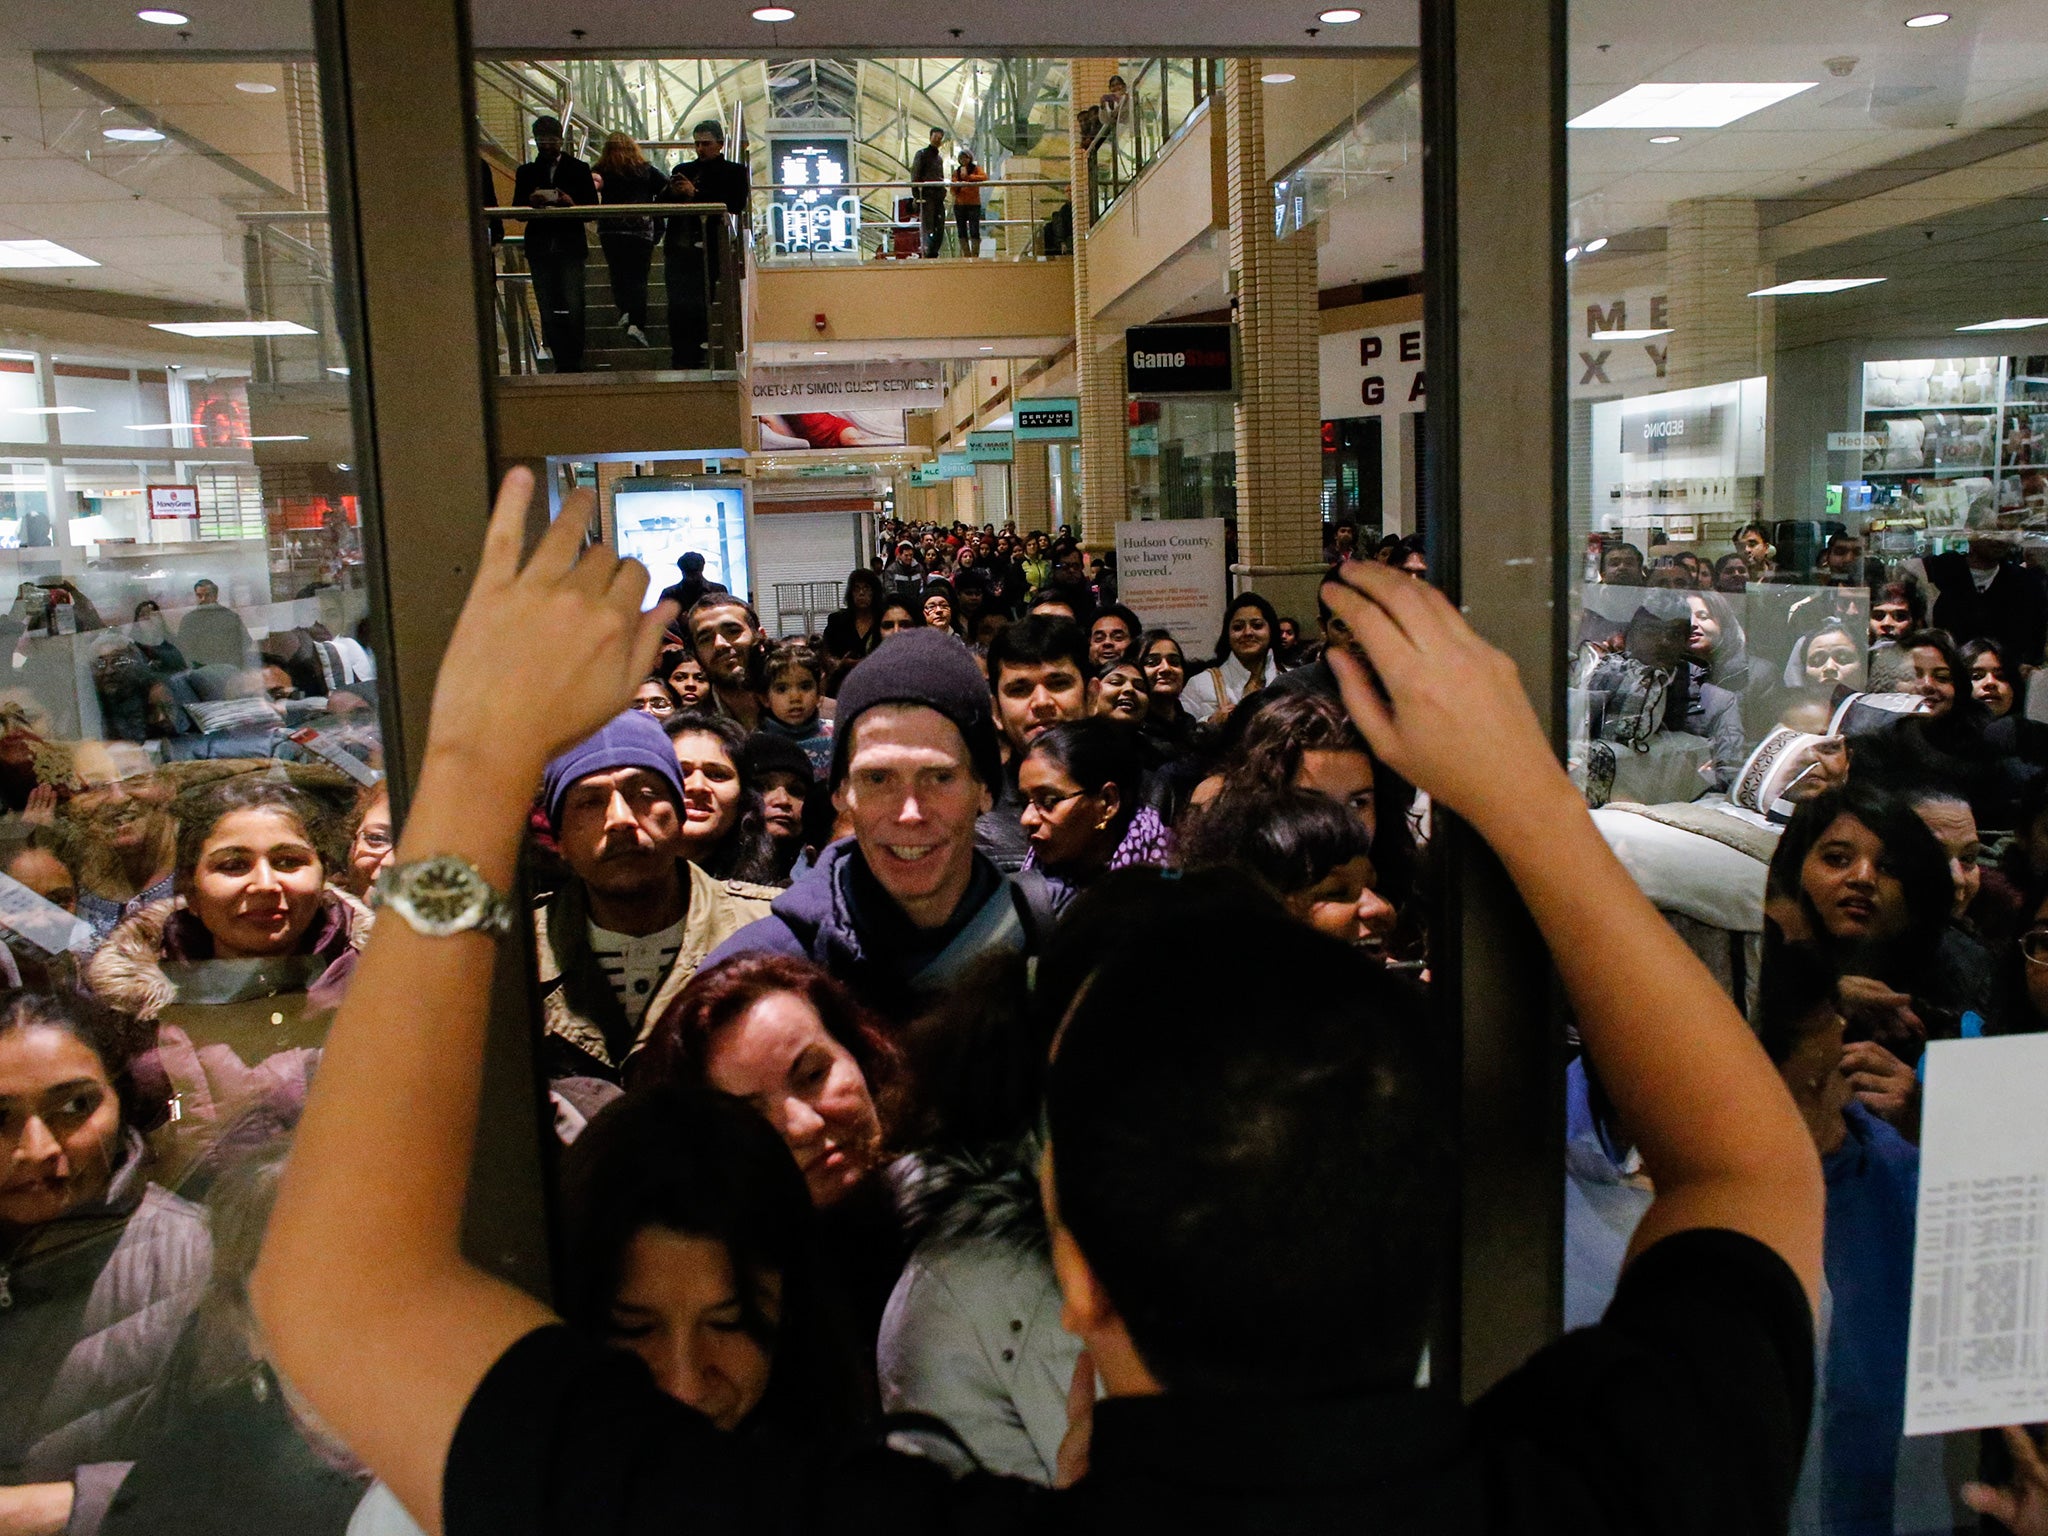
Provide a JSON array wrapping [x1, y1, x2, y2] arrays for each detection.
[[706, 630, 1054, 1023], [535, 708, 774, 1086]]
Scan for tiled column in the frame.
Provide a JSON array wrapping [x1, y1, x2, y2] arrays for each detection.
[[1225, 59, 1324, 593], [1012, 440, 1052, 534], [1664, 198, 1772, 393], [1069, 59, 1127, 552]]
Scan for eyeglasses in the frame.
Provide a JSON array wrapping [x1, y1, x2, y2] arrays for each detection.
[[2022, 929, 2048, 968], [630, 696, 675, 716], [1023, 786, 1090, 816], [356, 827, 394, 853]]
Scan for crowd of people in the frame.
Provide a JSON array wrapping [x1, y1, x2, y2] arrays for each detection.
[[6, 479, 2048, 1536]]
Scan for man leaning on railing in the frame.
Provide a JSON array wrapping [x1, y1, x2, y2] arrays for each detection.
[[656, 120, 750, 371]]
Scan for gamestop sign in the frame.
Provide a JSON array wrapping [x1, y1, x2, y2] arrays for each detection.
[[1125, 324, 1236, 397]]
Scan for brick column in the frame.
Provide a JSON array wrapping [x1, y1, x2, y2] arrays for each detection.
[[1663, 198, 1771, 393], [1012, 440, 1052, 534], [1069, 59, 1126, 552], [1225, 59, 1324, 595]]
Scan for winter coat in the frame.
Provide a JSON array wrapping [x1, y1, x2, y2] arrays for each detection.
[[535, 859, 774, 1085], [877, 1136, 1084, 1484], [706, 840, 1050, 1024], [0, 1130, 211, 1509]]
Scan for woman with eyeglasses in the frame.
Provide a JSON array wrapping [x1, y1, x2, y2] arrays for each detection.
[[342, 784, 395, 900], [629, 677, 678, 718], [1016, 719, 1166, 898]]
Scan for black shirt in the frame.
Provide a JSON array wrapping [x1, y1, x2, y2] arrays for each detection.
[[510, 155, 598, 260], [447, 1228, 1812, 1536]]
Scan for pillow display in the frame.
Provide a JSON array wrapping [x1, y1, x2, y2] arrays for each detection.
[[1883, 416, 1925, 470], [185, 696, 284, 734]]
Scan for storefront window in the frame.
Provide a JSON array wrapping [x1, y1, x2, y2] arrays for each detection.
[[1563, 4, 2048, 1521], [0, 22, 381, 1533], [1127, 396, 1235, 522]]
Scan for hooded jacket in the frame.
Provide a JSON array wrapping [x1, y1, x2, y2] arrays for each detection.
[[0, 1130, 211, 1517], [705, 840, 1046, 1024], [877, 1134, 1083, 1484], [535, 859, 775, 1084]]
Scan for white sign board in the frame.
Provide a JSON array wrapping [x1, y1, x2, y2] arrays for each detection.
[[749, 361, 942, 407], [1904, 1034, 2048, 1436], [147, 484, 198, 521], [1114, 518, 1228, 651], [1319, 321, 1425, 422]]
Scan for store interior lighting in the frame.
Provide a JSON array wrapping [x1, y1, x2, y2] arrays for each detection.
[[751, 6, 796, 19], [1748, 278, 1885, 296], [1955, 318, 2048, 331], [149, 320, 317, 337], [236, 82, 278, 94], [0, 240, 98, 269], [103, 127, 166, 142], [135, 8, 190, 22], [1904, 11, 1951, 25], [1262, 73, 1297, 84], [5, 406, 93, 415], [1590, 328, 1673, 341], [1319, 7, 1364, 21]]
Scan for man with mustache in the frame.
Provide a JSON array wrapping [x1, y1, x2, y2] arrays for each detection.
[[534, 709, 774, 1088]]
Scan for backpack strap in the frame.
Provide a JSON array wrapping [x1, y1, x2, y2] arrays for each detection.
[[1009, 865, 1059, 947]]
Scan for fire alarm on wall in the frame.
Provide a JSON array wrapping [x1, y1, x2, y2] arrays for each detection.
[[813, 312, 827, 333]]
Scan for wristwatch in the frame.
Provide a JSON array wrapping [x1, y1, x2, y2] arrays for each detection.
[[371, 855, 518, 939]]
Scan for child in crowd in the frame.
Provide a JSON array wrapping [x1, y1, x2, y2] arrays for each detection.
[[760, 645, 833, 779]]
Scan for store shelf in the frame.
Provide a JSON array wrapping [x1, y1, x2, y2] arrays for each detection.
[[1862, 404, 1999, 415], [1857, 465, 1996, 477]]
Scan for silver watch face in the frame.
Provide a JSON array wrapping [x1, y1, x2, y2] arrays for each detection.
[[395, 856, 489, 935]]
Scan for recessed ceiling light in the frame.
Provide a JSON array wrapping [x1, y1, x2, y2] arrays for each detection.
[[1905, 11, 1950, 25], [5, 406, 94, 416], [1584, 236, 1609, 253], [1568, 82, 1817, 129], [0, 239, 99, 269], [1565, 245, 1582, 261], [751, 5, 796, 19], [247, 434, 311, 441], [1319, 7, 1363, 21], [235, 81, 278, 94], [1748, 277, 1885, 296], [103, 127, 166, 142], [326, 365, 350, 375], [149, 320, 318, 336], [1590, 327, 1674, 341], [1649, 134, 1682, 144], [1955, 318, 2048, 332], [813, 349, 828, 356], [1262, 72, 1297, 84], [980, 345, 995, 351], [136, 8, 189, 22]]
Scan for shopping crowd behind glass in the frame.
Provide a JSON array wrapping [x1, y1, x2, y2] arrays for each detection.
[[3, 498, 2047, 1535]]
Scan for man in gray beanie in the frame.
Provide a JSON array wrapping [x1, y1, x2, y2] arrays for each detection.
[[535, 708, 773, 1087], [706, 630, 1052, 1022]]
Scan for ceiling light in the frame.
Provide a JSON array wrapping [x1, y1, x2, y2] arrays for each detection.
[[1748, 277, 1885, 296], [136, 8, 189, 21], [1590, 328, 1674, 341], [1568, 82, 1817, 129], [1584, 237, 1609, 252], [1319, 7, 1364, 21], [0, 240, 99, 269], [1904, 11, 1950, 25], [1262, 72, 1297, 84], [5, 406, 93, 415], [247, 434, 311, 441], [980, 345, 995, 351], [149, 320, 317, 336], [103, 127, 166, 142], [813, 349, 828, 356], [751, 5, 796, 18], [124, 423, 189, 431], [1649, 134, 1682, 144], [235, 81, 278, 94], [1565, 245, 1582, 261], [326, 365, 350, 375], [1955, 318, 2048, 332]]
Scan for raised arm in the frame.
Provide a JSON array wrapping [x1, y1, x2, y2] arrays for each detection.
[[252, 469, 675, 1534], [1319, 560, 1822, 1306]]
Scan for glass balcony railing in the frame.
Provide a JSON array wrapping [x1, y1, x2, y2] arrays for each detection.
[[1086, 59, 1220, 221]]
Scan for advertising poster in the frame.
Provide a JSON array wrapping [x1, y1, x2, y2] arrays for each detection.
[[612, 479, 749, 608], [756, 411, 907, 450], [1115, 518, 1228, 649]]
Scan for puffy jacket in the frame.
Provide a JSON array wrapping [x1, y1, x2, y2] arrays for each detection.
[[0, 1131, 211, 1513], [535, 859, 775, 1084], [877, 1135, 1083, 1484]]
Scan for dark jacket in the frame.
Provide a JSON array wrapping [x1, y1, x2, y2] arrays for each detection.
[[911, 145, 947, 202], [1927, 551, 2048, 668], [596, 159, 668, 238], [974, 772, 1033, 875], [822, 608, 882, 663], [0, 1132, 211, 1505], [706, 840, 1046, 1023], [511, 154, 599, 260]]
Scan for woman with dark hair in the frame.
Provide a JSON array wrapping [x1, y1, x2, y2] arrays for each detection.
[[0, 989, 211, 1533], [630, 955, 907, 1356], [1764, 783, 1986, 1132], [660, 645, 714, 711], [1178, 591, 1280, 725], [559, 1085, 869, 1436], [660, 712, 780, 885], [1712, 553, 1750, 594], [1016, 718, 1167, 895], [86, 773, 368, 1043], [1859, 629, 2040, 827], [1962, 636, 2018, 719], [1177, 787, 1395, 950], [874, 597, 922, 644], [1134, 629, 1198, 767]]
